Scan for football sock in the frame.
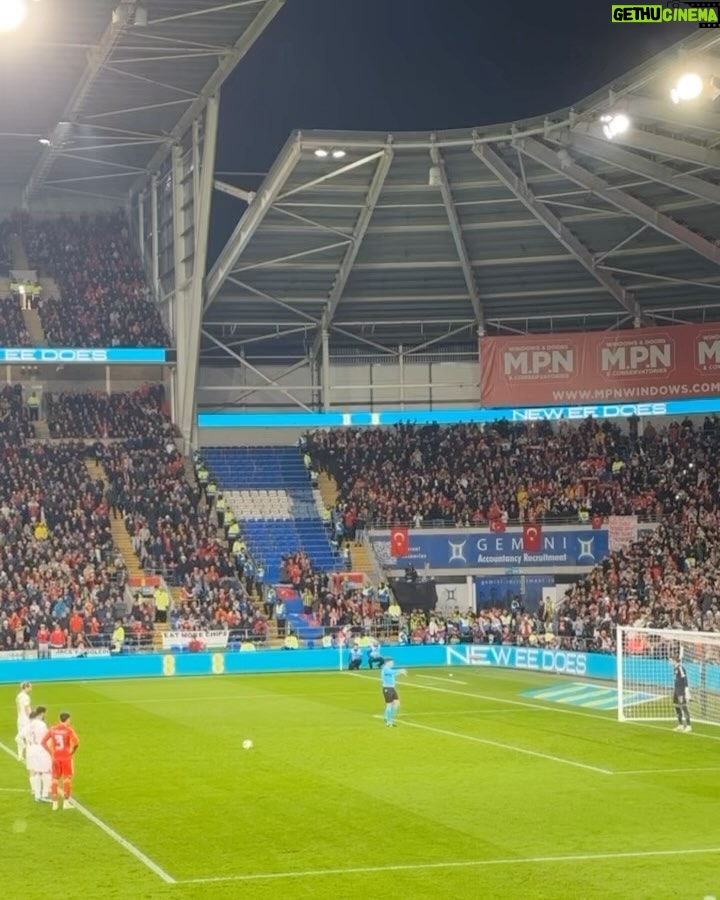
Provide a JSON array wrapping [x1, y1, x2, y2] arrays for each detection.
[[50, 779, 58, 801], [385, 704, 392, 724], [30, 774, 41, 800], [41, 773, 51, 798], [63, 780, 72, 801]]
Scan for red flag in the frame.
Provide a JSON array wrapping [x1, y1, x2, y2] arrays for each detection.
[[389, 527, 409, 557], [489, 520, 506, 534], [523, 524, 542, 552]]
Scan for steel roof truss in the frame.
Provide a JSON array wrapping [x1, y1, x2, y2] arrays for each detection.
[[205, 133, 302, 308], [565, 129, 720, 205], [474, 143, 644, 322], [430, 143, 484, 329], [310, 146, 393, 357], [201, 330, 313, 411], [517, 137, 720, 267]]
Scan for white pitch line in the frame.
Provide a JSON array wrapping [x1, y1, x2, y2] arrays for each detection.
[[373, 716, 613, 775], [178, 845, 720, 885], [627, 721, 720, 743], [415, 674, 469, 685], [0, 786, 26, 793], [614, 766, 720, 776], [351, 672, 613, 724], [0, 741, 176, 884]]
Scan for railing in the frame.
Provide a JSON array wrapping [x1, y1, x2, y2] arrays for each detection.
[[365, 513, 662, 529]]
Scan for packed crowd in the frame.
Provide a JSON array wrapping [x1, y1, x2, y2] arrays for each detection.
[[0, 295, 29, 346], [46, 384, 169, 439], [559, 516, 720, 650], [0, 383, 263, 651], [0, 385, 33, 440], [24, 213, 168, 347], [308, 416, 720, 527], [0, 439, 127, 653]]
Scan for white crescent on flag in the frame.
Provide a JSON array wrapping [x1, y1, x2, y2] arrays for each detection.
[[526, 527, 538, 542]]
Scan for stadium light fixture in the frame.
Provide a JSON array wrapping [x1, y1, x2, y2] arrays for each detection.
[[332, 149, 346, 159], [314, 148, 329, 158], [0, 0, 28, 33], [600, 113, 630, 140], [670, 72, 704, 104], [38, 138, 51, 146]]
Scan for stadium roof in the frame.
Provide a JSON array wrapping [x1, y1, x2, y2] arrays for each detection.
[[203, 29, 720, 363], [0, 0, 282, 205]]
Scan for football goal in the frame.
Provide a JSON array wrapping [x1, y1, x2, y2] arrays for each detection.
[[617, 625, 720, 726]]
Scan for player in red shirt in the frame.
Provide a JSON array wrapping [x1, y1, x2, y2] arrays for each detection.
[[41, 712, 79, 811]]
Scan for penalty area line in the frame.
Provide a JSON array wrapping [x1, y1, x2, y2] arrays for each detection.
[[178, 846, 720, 884], [0, 740, 176, 884], [371, 716, 613, 775], [415, 674, 469, 685]]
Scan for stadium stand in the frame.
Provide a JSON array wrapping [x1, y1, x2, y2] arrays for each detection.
[[46, 384, 168, 439], [0, 385, 33, 439], [201, 446, 340, 584], [307, 418, 718, 526], [0, 295, 30, 346], [559, 517, 720, 650], [0, 436, 125, 652], [23, 213, 168, 347]]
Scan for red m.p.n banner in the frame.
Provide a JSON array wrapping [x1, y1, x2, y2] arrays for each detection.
[[480, 323, 720, 407]]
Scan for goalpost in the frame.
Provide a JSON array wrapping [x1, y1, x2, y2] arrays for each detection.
[[617, 625, 720, 726]]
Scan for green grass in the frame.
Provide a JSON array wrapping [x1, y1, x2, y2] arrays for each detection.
[[2, 667, 720, 900]]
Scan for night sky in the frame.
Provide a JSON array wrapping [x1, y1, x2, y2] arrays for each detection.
[[208, 0, 694, 261]]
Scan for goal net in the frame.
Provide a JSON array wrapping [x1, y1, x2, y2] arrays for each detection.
[[617, 625, 720, 726]]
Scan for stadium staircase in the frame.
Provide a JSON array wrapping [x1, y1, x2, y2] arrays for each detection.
[[317, 471, 338, 508], [9, 232, 29, 270], [315, 471, 378, 583], [84, 459, 175, 650], [22, 308, 46, 346], [202, 446, 341, 585], [33, 419, 51, 440]]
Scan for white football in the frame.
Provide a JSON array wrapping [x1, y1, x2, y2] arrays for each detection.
[[242, 739, 253, 750]]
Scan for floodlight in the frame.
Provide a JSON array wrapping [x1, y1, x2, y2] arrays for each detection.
[[670, 72, 704, 104], [332, 149, 346, 159], [314, 148, 328, 158], [0, 0, 28, 32], [601, 113, 630, 140], [38, 138, 51, 146]]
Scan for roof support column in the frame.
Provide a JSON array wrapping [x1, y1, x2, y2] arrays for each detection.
[[137, 191, 145, 267], [151, 174, 160, 301], [175, 94, 220, 448], [321, 325, 331, 411]]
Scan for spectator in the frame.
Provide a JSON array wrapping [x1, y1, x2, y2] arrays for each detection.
[[308, 416, 720, 527], [0, 296, 30, 346], [25, 212, 168, 348]]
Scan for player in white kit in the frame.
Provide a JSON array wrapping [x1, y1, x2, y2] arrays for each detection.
[[20, 707, 51, 802], [15, 682, 32, 762]]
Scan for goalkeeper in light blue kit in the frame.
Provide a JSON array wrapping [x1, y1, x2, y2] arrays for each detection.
[[381, 658, 407, 727]]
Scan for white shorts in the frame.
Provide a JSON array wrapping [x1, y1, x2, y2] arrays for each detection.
[[26, 745, 51, 774]]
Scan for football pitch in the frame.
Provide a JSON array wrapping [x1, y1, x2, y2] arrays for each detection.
[[2, 667, 720, 900]]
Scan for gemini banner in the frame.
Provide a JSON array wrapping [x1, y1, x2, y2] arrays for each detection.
[[479, 323, 720, 407]]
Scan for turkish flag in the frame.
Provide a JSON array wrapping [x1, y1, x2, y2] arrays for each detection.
[[489, 520, 506, 534], [523, 524, 542, 552], [389, 527, 409, 557]]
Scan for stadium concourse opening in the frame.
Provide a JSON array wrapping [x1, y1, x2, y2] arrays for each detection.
[[2, 8, 720, 898]]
